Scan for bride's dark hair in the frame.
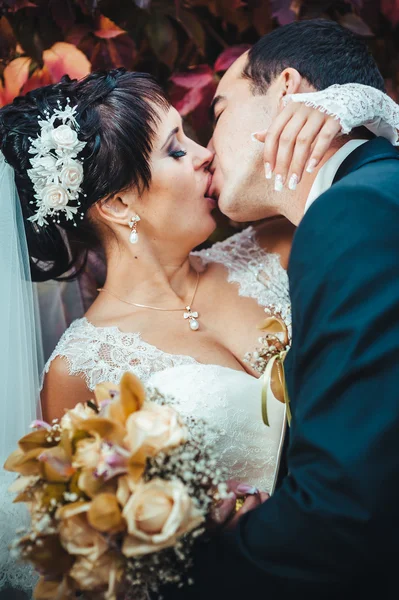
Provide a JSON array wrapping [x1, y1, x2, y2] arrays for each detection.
[[0, 68, 170, 281]]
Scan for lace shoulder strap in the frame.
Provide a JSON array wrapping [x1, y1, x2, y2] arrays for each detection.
[[192, 227, 291, 332], [43, 318, 197, 391], [286, 83, 399, 145]]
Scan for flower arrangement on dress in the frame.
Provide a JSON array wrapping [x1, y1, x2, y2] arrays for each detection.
[[244, 313, 290, 375], [4, 372, 228, 600], [27, 100, 86, 227]]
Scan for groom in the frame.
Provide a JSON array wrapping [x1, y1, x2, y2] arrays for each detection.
[[170, 19, 399, 599]]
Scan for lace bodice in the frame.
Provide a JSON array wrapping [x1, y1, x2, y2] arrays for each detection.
[[44, 226, 291, 390], [191, 226, 291, 332]]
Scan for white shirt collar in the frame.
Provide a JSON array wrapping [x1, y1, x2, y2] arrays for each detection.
[[304, 139, 368, 214]]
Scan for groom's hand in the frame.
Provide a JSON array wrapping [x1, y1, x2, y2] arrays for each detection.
[[225, 488, 270, 531], [208, 480, 269, 532]]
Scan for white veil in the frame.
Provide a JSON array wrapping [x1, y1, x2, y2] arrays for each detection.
[[0, 151, 43, 593]]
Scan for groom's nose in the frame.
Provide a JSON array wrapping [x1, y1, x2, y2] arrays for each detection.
[[206, 139, 216, 173]]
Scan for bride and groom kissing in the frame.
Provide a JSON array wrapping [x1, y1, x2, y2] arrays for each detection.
[[1, 16, 399, 600]]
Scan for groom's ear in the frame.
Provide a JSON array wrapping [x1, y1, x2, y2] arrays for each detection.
[[277, 68, 304, 102]]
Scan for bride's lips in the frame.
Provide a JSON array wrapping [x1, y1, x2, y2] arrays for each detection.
[[206, 176, 219, 203], [204, 173, 216, 209]]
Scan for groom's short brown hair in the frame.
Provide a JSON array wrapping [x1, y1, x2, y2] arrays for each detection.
[[243, 19, 385, 94]]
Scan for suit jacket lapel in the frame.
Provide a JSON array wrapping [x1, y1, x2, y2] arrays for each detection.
[[333, 137, 399, 185]]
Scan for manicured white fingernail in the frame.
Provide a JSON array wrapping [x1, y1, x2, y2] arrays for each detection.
[[306, 158, 318, 173], [265, 162, 273, 179], [251, 132, 261, 142], [288, 173, 298, 191], [274, 174, 283, 192]]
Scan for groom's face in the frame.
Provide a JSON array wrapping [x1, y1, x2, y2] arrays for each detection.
[[209, 53, 280, 221]]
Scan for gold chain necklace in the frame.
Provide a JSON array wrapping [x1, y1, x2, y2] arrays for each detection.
[[97, 271, 201, 332]]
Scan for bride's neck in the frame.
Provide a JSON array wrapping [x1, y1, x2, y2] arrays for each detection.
[[102, 238, 197, 306]]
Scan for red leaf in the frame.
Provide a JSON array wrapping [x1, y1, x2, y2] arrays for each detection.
[[42, 42, 91, 82], [338, 13, 374, 37], [1, 56, 30, 105], [214, 44, 251, 72], [21, 66, 52, 95], [381, 0, 399, 26], [105, 36, 136, 69], [174, 81, 217, 117], [90, 36, 136, 71], [65, 24, 92, 47], [94, 15, 126, 39], [0, 16, 17, 60], [170, 65, 214, 89]]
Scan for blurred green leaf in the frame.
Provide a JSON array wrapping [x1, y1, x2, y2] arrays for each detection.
[[171, 8, 206, 53], [146, 13, 178, 69]]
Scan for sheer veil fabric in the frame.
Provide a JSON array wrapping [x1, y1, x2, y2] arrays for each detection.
[[0, 152, 43, 593]]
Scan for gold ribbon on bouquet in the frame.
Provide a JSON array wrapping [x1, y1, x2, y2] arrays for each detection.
[[258, 316, 291, 427]]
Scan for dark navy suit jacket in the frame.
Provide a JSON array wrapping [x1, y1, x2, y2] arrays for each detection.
[[164, 138, 399, 599]]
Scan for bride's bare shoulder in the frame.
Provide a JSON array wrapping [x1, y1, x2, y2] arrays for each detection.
[[41, 356, 94, 423], [254, 217, 296, 269]]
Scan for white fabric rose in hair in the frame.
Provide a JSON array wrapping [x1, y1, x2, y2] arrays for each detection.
[[39, 124, 55, 150], [30, 155, 57, 172], [41, 184, 69, 209], [27, 102, 87, 226], [60, 159, 84, 191], [51, 124, 79, 150]]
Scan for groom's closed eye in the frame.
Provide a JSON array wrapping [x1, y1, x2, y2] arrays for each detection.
[[209, 95, 226, 125]]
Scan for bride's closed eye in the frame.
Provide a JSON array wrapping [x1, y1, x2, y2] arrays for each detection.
[[168, 147, 187, 159]]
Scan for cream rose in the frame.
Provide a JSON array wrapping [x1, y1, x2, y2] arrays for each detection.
[[125, 402, 187, 458], [60, 159, 83, 191], [51, 124, 79, 150], [73, 435, 102, 471], [60, 402, 97, 433], [122, 478, 204, 557], [58, 504, 108, 562], [40, 124, 54, 148], [69, 552, 122, 594], [41, 184, 69, 209]]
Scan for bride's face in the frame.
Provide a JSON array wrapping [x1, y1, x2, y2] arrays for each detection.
[[136, 105, 216, 251]]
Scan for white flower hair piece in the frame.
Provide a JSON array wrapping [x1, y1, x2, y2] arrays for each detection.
[[27, 99, 87, 228]]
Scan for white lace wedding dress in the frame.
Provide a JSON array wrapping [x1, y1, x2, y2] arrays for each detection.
[[4, 82, 399, 597], [44, 227, 291, 493]]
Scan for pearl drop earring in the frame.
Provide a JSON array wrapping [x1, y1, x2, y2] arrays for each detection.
[[129, 214, 140, 244]]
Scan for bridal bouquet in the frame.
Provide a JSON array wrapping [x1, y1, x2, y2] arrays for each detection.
[[4, 373, 228, 600]]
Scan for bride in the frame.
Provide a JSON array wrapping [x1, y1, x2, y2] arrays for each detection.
[[1, 66, 399, 594]]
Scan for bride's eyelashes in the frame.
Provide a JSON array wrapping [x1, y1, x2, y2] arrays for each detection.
[[168, 147, 187, 160]]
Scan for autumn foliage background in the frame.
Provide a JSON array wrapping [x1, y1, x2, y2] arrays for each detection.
[[1, 0, 399, 145], [1, 0, 399, 314]]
